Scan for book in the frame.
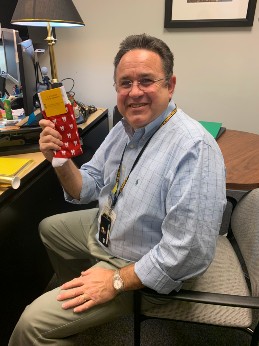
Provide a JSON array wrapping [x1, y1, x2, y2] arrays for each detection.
[[0, 157, 33, 176], [199, 121, 222, 139]]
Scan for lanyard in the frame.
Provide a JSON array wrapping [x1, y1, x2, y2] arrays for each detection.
[[111, 106, 177, 208]]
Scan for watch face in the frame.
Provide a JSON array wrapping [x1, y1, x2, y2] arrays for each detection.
[[114, 278, 123, 290]]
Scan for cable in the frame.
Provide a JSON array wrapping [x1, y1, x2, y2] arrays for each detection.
[[61, 77, 75, 93]]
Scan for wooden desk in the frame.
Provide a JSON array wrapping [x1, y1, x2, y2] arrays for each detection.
[[0, 108, 109, 346], [0, 108, 108, 198], [217, 129, 259, 191]]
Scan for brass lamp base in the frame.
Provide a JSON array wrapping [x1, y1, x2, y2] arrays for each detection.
[[46, 23, 59, 84]]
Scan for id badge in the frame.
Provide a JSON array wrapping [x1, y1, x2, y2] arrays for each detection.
[[98, 213, 111, 247], [98, 201, 116, 247]]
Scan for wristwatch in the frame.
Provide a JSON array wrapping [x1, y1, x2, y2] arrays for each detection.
[[113, 270, 124, 293]]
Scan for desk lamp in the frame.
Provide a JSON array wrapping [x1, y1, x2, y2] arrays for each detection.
[[11, 0, 85, 86]]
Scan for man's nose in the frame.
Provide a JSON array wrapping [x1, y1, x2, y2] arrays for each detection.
[[128, 82, 144, 96]]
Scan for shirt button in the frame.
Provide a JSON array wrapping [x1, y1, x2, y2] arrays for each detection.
[[129, 144, 134, 149]]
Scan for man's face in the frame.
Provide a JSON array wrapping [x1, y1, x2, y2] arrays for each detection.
[[115, 49, 176, 129]]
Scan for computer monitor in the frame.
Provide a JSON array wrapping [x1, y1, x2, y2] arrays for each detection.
[[0, 75, 6, 98], [17, 39, 37, 117], [1, 28, 21, 85]]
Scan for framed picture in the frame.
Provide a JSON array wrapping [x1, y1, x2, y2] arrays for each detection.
[[164, 0, 257, 28]]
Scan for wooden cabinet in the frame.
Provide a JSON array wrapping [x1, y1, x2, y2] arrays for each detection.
[[0, 109, 109, 345]]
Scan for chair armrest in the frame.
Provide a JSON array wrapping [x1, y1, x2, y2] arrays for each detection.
[[138, 288, 259, 309]]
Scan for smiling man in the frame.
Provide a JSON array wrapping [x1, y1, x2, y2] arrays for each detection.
[[115, 48, 176, 128], [9, 34, 226, 345]]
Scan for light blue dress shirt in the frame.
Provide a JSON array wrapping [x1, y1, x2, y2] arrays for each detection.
[[65, 101, 226, 294]]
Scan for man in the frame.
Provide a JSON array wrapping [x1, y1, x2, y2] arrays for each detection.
[[9, 34, 226, 345]]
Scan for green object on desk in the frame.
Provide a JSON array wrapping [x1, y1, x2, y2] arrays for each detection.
[[3, 99, 13, 120], [199, 121, 222, 139]]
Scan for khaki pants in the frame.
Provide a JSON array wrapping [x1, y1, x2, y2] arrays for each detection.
[[9, 209, 171, 346], [9, 209, 135, 346]]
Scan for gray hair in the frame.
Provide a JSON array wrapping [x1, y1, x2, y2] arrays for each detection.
[[113, 34, 174, 82]]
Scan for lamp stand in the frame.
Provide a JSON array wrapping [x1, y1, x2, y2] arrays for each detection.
[[46, 23, 60, 86]]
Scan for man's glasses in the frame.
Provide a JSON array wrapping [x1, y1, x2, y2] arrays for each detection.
[[114, 78, 165, 94]]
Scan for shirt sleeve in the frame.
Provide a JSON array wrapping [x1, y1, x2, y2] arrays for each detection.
[[63, 151, 105, 204], [64, 123, 125, 205], [134, 139, 226, 294]]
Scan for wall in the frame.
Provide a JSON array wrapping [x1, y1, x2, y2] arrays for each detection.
[[0, 45, 6, 73], [0, 0, 28, 40], [52, 0, 259, 133]]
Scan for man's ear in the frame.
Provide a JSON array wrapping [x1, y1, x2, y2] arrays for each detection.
[[168, 75, 176, 98]]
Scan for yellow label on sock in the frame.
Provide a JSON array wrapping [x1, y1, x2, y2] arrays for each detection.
[[40, 88, 67, 117]]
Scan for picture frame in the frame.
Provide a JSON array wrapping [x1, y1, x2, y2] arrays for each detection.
[[164, 0, 257, 28]]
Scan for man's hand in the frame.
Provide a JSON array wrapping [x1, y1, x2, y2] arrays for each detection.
[[39, 119, 63, 162], [57, 267, 117, 313], [39, 118, 83, 198]]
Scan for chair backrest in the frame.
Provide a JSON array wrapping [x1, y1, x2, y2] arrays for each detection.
[[113, 106, 123, 127], [231, 188, 259, 297]]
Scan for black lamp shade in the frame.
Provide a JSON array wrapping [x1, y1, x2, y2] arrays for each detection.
[[11, 0, 85, 27]]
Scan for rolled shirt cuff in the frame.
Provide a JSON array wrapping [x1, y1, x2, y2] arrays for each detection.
[[134, 252, 183, 294]]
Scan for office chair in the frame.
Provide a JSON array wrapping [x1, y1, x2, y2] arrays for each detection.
[[134, 188, 259, 346], [113, 106, 123, 127]]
